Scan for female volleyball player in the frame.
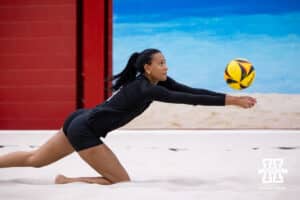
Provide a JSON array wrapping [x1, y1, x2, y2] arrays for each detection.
[[0, 48, 256, 185]]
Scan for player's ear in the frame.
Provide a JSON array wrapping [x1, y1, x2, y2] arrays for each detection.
[[144, 64, 152, 74]]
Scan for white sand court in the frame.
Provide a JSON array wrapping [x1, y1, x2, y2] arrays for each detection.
[[0, 130, 299, 200]]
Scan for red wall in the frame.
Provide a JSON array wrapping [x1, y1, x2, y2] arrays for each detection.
[[0, 0, 112, 129], [81, 0, 112, 108]]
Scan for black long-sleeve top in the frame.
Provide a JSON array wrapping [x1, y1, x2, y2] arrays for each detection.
[[87, 74, 226, 137]]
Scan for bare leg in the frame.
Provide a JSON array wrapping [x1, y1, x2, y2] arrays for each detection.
[[56, 144, 130, 185], [0, 129, 74, 168], [55, 174, 111, 185]]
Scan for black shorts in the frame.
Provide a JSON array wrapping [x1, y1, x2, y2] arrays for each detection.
[[62, 109, 103, 151]]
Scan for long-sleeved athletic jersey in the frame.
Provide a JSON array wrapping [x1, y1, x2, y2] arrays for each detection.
[[87, 74, 226, 137]]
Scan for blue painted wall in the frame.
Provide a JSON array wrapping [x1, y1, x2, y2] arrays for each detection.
[[114, 0, 300, 93]]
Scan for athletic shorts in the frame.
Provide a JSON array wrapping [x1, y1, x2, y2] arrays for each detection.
[[62, 109, 103, 151]]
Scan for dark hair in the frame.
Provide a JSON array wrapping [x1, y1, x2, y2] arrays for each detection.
[[112, 48, 161, 91]]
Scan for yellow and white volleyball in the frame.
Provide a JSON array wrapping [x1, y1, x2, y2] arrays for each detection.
[[224, 58, 255, 90]]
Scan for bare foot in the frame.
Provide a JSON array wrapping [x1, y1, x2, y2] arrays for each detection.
[[55, 174, 68, 184]]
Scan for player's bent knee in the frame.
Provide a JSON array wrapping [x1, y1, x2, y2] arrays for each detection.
[[110, 175, 131, 184]]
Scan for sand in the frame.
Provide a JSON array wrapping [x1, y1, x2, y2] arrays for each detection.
[[122, 94, 300, 129], [0, 93, 300, 199], [0, 130, 300, 200]]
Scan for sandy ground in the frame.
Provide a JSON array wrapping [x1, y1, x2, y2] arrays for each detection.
[[0, 130, 299, 200], [121, 94, 300, 129]]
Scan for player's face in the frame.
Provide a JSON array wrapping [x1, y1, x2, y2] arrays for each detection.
[[145, 53, 168, 83]]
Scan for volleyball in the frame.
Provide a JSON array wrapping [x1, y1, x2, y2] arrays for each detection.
[[224, 58, 255, 90]]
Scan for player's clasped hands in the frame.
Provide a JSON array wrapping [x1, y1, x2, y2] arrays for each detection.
[[237, 96, 257, 109]]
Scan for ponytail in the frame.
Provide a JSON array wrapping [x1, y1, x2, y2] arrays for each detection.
[[112, 52, 140, 91], [112, 48, 161, 91]]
